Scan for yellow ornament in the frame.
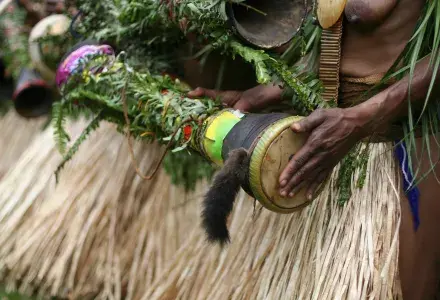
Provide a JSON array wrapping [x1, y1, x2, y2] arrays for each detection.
[[317, 0, 347, 29]]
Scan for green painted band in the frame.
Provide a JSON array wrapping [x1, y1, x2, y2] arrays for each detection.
[[203, 110, 242, 166]]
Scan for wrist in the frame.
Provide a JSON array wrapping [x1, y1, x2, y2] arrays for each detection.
[[345, 101, 383, 137], [347, 89, 403, 137]]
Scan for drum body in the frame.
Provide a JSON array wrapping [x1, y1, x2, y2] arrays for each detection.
[[199, 109, 324, 213]]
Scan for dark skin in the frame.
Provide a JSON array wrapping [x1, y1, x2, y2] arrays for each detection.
[[189, 0, 427, 199], [188, 0, 440, 298], [278, 52, 438, 199]]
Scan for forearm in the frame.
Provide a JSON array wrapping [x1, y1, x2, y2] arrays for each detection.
[[354, 54, 440, 135]]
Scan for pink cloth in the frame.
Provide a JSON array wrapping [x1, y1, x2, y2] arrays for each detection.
[[56, 44, 114, 88]]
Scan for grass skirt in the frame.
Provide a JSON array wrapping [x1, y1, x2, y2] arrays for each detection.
[[0, 111, 45, 179], [140, 143, 402, 300], [0, 120, 202, 299], [0, 117, 402, 299]]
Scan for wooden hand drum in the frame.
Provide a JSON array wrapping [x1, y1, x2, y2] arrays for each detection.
[[202, 111, 327, 213], [248, 116, 324, 213]]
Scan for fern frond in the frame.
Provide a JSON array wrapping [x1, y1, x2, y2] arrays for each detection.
[[55, 112, 102, 183], [336, 143, 370, 205], [230, 40, 327, 114], [52, 102, 71, 155]]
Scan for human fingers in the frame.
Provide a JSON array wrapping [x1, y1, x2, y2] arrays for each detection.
[[188, 88, 242, 107], [291, 109, 326, 133], [279, 155, 324, 197], [305, 170, 329, 200], [279, 129, 326, 189], [281, 180, 308, 198], [187, 87, 207, 98]]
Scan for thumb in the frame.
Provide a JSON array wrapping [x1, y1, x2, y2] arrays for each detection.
[[291, 110, 326, 133], [188, 88, 241, 107], [187, 87, 207, 98], [233, 100, 252, 112], [187, 87, 221, 100]]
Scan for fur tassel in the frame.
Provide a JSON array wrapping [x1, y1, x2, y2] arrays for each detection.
[[201, 148, 249, 245]]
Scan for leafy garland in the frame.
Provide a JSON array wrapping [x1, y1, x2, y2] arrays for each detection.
[[52, 0, 335, 193], [61, 0, 440, 202], [75, 0, 329, 114], [56, 1, 374, 202], [55, 54, 220, 189]]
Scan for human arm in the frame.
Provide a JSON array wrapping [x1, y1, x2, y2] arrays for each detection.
[[187, 84, 284, 112], [279, 54, 440, 198], [354, 55, 439, 134]]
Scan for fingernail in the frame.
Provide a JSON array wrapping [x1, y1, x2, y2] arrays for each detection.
[[289, 192, 294, 197], [280, 180, 287, 187], [307, 193, 313, 200], [280, 191, 287, 197], [291, 123, 300, 131]]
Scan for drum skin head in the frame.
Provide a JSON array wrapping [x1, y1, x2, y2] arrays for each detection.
[[261, 127, 312, 211], [249, 116, 326, 213]]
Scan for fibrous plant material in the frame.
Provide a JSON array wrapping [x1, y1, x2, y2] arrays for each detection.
[[140, 143, 402, 300], [54, 44, 330, 244], [0, 111, 45, 179], [75, 0, 327, 112], [0, 119, 205, 299], [54, 45, 219, 190], [0, 124, 402, 300]]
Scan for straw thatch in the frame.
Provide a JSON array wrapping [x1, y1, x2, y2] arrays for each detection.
[[0, 114, 402, 299], [140, 143, 403, 300], [0, 120, 202, 299], [0, 111, 45, 179]]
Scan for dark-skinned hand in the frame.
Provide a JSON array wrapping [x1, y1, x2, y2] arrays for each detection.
[[187, 84, 283, 112], [279, 107, 371, 199]]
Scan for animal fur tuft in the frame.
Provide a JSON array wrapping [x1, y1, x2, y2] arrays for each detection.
[[201, 148, 249, 246]]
